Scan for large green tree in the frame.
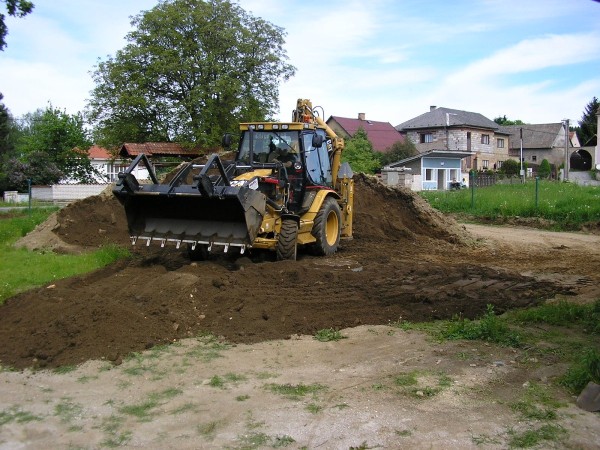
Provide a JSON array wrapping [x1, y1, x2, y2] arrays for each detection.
[[0, 92, 15, 158], [493, 115, 525, 126], [378, 139, 418, 166], [13, 106, 96, 184], [576, 97, 598, 147], [0, 0, 33, 50], [87, 0, 295, 147], [342, 128, 381, 174]]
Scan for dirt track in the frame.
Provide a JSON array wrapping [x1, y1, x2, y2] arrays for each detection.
[[1, 175, 600, 449]]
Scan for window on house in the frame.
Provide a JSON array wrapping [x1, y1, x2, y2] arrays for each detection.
[[425, 168, 434, 181], [449, 169, 458, 182], [481, 134, 490, 145], [532, 155, 537, 162], [420, 133, 433, 143], [497, 138, 504, 148], [497, 161, 504, 169], [482, 160, 489, 169]]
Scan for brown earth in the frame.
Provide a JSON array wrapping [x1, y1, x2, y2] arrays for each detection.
[[1, 174, 591, 370], [1, 175, 600, 449]]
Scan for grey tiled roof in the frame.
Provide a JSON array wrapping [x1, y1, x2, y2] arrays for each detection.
[[499, 124, 564, 149], [396, 107, 499, 131]]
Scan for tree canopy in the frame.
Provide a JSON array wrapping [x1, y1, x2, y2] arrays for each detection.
[[538, 159, 551, 179], [3, 106, 96, 190], [500, 158, 520, 177], [576, 96, 598, 147], [0, 0, 34, 50], [342, 128, 381, 174], [0, 93, 14, 158], [378, 139, 418, 166], [494, 115, 525, 126], [87, 0, 295, 148]]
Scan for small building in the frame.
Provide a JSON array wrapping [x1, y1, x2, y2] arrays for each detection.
[[500, 123, 598, 173], [88, 145, 148, 182], [383, 149, 473, 191], [326, 113, 404, 153], [118, 142, 203, 160]]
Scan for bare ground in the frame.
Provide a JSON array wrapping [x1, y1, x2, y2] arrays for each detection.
[[0, 175, 599, 449]]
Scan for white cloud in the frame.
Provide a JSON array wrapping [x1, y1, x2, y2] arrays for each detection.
[[0, 1, 157, 116], [2, 0, 599, 127], [447, 32, 600, 84]]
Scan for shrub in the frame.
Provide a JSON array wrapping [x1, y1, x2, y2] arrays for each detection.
[[538, 159, 551, 179]]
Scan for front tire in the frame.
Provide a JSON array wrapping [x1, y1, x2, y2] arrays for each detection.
[[276, 219, 298, 261], [311, 197, 341, 256]]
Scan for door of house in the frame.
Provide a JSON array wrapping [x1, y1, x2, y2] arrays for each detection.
[[437, 169, 445, 190]]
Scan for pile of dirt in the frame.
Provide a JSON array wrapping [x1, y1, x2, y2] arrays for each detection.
[[2, 175, 568, 369]]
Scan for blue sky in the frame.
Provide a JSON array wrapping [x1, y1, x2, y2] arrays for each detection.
[[1, 0, 599, 128]]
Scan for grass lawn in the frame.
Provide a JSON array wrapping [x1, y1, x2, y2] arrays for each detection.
[[419, 179, 600, 230], [0, 209, 129, 304]]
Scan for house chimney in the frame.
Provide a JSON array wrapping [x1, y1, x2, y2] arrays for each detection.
[[430, 106, 437, 112], [358, 113, 365, 121]]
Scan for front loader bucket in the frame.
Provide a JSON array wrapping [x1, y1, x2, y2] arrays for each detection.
[[115, 185, 266, 251]]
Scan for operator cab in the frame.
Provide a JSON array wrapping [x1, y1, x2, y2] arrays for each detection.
[[235, 126, 333, 213]]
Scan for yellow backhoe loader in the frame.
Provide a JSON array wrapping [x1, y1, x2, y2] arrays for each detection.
[[112, 99, 354, 260]]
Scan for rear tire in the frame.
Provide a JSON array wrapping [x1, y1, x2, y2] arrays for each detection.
[[276, 219, 298, 261], [311, 197, 341, 256]]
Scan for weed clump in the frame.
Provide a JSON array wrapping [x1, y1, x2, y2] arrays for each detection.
[[440, 304, 521, 347], [559, 348, 600, 395]]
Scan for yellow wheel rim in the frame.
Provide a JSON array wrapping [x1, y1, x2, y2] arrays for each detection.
[[325, 210, 339, 246]]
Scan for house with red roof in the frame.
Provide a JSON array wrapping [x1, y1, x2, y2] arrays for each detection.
[[326, 113, 404, 153], [87, 145, 149, 182], [118, 142, 203, 159]]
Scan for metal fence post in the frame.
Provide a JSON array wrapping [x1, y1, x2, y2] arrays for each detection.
[[470, 170, 475, 208], [28, 179, 32, 214], [535, 177, 539, 210]]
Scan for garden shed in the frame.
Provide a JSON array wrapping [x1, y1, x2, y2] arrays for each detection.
[[383, 149, 473, 191]]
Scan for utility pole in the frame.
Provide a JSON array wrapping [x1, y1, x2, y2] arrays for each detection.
[[519, 128, 524, 183], [562, 119, 570, 181]]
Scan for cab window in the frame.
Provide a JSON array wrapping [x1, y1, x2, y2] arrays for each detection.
[[303, 130, 332, 186]]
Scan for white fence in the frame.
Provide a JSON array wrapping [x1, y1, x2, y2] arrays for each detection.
[[3, 184, 112, 204]]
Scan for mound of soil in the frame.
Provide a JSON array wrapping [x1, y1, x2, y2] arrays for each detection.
[[2, 175, 570, 369]]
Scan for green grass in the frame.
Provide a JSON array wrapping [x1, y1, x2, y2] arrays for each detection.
[[186, 333, 232, 361], [419, 180, 600, 230], [509, 299, 600, 334], [439, 304, 522, 347], [119, 388, 183, 421], [0, 406, 43, 425], [264, 383, 327, 400], [313, 328, 346, 342], [394, 372, 418, 387], [559, 348, 600, 394], [0, 209, 130, 304], [429, 301, 600, 396], [507, 423, 567, 448]]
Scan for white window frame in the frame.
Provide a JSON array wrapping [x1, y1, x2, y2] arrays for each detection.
[[481, 134, 490, 145], [497, 138, 504, 148], [421, 133, 433, 143]]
